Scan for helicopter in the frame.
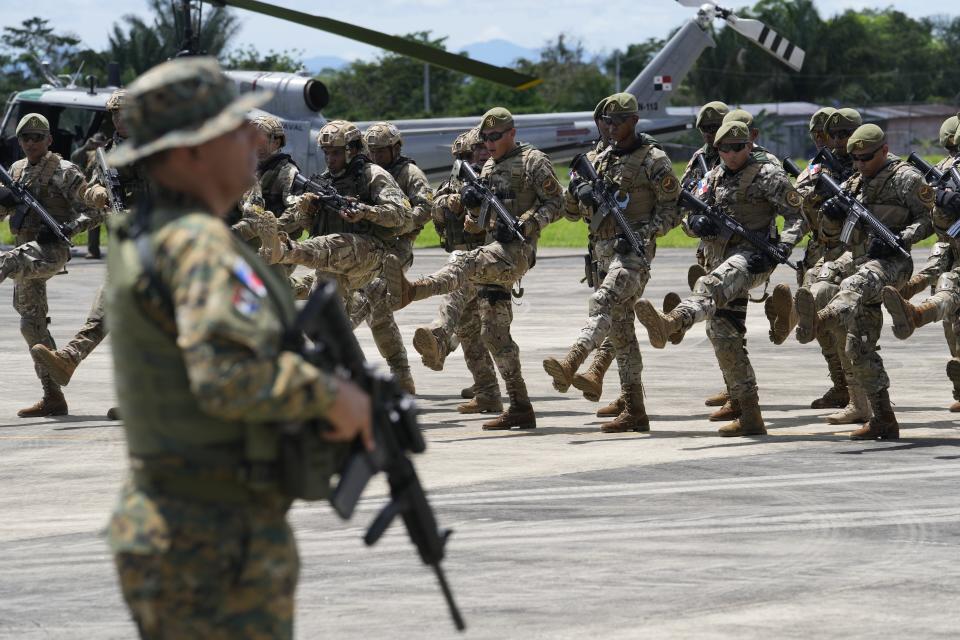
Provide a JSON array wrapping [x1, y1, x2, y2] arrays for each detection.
[[0, 0, 805, 177]]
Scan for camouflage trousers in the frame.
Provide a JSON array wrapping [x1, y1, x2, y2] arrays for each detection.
[[804, 253, 857, 390], [60, 283, 108, 364], [674, 249, 773, 401], [912, 268, 960, 399], [913, 240, 954, 291], [573, 239, 650, 391], [280, 232, 384, 293], [819, 254, 913, 395], [0, 239, 71, 394]]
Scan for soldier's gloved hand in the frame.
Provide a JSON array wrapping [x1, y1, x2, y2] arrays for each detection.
[[866, 234, 903, 259], [821, 196, 847, 221], [340, 199, 368, 222], [519, 214, 538, 238], [459, 184, 484, 209], [0, 186, 17, 207], [776, 241, 793, 260], [572, 181, 599, 209], [567, 176, 585, 201], [89, 185, 109, 209], [746, 251, 775, 274], [935, 188, 960, 216], [61, 219, 81, 238], [297, 192, 319, 216], [688, 214, 718, 237]]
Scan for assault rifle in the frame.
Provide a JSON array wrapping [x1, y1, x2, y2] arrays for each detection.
[[907, 152, 960, 191], [294, 280, 465, 632], [0, 165, 72, 245], [292, 172, 359, 215], [678, 188, 798, 271], [569, 152, 648, 266], [813, 171, 911, 259], [682, 153, 711, 191], [94, 147, 125, 215], [453, 159, 525, 243]]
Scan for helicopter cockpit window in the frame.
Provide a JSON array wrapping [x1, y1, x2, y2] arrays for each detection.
[[1, 103, 110, 167]]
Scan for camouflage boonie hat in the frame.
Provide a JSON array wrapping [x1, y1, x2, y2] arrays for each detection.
[[825, 108, 862, 137], [363, 121, 402, 148], [252, 114, 285, 140], [480, 107, 513, 131], [847, 124, 885, 154], [938, 115, 958, 148], [16, 113, 50, 135], [696, 101, 729, 129], [593, 96, 610, 122], [110, 57, 271, 166], [809, 107, 837, 132], [723, 109, 754, 127], [714, 121, 750, 145], [603, 92, 639, 115], [317, 120, 361, 148], [106, 89, 126, 113]]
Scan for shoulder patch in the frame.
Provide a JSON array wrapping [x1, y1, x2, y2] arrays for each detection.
[[918, 183, 935, 206], [543, 177, 560, 195], [660, 174, 679, 194], [232, 257, 267, 298], [786, 189, 802, 208]]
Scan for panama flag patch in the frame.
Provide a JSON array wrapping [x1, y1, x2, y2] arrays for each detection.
[[696, 178, 710, 198], [654, 75, 672, 91]]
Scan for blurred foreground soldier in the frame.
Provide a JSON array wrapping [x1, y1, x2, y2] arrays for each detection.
[[796, 124, 933, 440], [0, 113, 94, 417], [31, 88, 148, 420], [104, 57, 372, 638], [542, 92, 680, 432], [634, 121, 804, 436], [385, 106, 563, 430]]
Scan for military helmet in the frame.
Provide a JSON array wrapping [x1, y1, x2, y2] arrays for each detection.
[[317, 120, 362, 149], [696, 101, 729, 129], [938, 115, 959, 148], [451, 131, 472, 158], [363, 121, 402, 149], [106, 89, 127, 113], [252, 114, 285, 141], [809, 107, 837, 133]]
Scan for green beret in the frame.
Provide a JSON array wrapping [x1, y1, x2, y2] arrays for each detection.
[[715, 121, 750, 145], [938, 116, 958, 148], [696, 101, 729, 129], [603, 92, 638, 115], [847, 124, 886, 154], [825, 108, 862, 136], [723, 109, 754, 127], [16, 113, 50, 135], [480, 107, 514, 131], [593, 97, 609, 122], [809, 107, 837, 133]]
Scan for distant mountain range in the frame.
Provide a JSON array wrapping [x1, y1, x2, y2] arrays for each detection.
[[302, 39, 540, 74]]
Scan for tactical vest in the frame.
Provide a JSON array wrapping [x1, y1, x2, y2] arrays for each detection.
[[436, 175, 486, 250], [592, 143, 657, 239], [107, 136, 149, 206], [259, 153, 297, 215], [707, 159, 771, 237], [481, 144, 539, 219], [932, 155, 960, 243], [845, 158, 913, 240], [311, 158, 395, 243], [10, 152, 74, 238]]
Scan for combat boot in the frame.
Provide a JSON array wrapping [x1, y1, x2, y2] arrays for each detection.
[[717, 394, 766, 437], [687, 264, 706, 292], [482, 385, 536, 431], [413, 326, 450, 371], [704, 389, 730, 407], [825, 383, 871, 425], [764, 283, 797, 345], [106, 407, 120, 420], [542, 344, 589, 393], [882, 286, 938, 340], [947, 360, 960, 412], [634, 299, 687, 349], [663, 292, 687, 345], [708, 399, 741, 422], [596, 395, 625, 417], [393, 368, 416, 395], [811, 353, 849, 409], [899, 273, 931, 300], [457, 394, 503, 414], [600, 385, 650, 433], [30, 345, 77, 387], [18, 377, 68, 418], [795, 288, 838, 344], [572, 342, 615, 402], [850, 389, 899, 440], [383, 255, 427, 310], [461, 385, 476, 399]]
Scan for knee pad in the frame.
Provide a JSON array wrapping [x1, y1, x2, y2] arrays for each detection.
[[693, 273, 723, 298]]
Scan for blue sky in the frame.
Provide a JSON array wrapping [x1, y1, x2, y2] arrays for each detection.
[[5, 1, 958, 62]]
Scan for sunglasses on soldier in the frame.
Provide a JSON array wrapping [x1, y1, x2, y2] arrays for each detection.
[[18, 133, 45, 143], [600, 114, 631, 126], [480, 129, 510, 142], [717, 142, 748, 153], [699, 124, 721, 135], [851, 148, 880, 163], [830, 129, 855, 139]]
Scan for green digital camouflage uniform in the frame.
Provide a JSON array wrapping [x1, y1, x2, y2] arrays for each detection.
[[104, 57, 344, 639]]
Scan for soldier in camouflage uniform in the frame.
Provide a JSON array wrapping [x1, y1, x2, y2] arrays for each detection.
[[386, 107, 563, 430], [31, 90, 149, 420], [252, 114, 298, 216], [635, 121, 804, 436], [103, 57, 372, 639], [70, 132, 108, 258], [542, 93, 680, 433], [267, 120, 415, 391], [796, 124, 934, 440], [721, 109, 782, 166], [0, 113, 97, 417], [412, 129, 504, 414]]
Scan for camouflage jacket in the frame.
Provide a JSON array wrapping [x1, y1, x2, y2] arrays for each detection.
[[258, 152, 298, 216], [0, 151, 94, 240], [387, 156, 433, 238]]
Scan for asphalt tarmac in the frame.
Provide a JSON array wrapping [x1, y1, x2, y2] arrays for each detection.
[[1, 247, 958, 639]]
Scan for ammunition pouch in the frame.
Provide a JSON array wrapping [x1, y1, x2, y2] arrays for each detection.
[[613, 235, 632, 255], [277, 422, 349, 501]]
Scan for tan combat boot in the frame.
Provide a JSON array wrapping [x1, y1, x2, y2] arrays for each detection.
[[457, 394, 503, 414], [30, 345, 77, 387], [663, 292, 687, 345], [810, 352, 849, 409], [717, 394, 767, 437], [687, 264, 707, 291], [482, 385, 536, 430], [596, 395, 625, 417], [635, 299, 687, 349], [461, 385, 476, 399], [383, 254, 426, 310], [704, 389, 730, 407], [571, 342, 615, 402], [542, 344, 589, 393], [881, 286, 938, 340], [899, 273, 931, 300], [794, 288, 819, 344], [764, 283, 797, 345], [709, 399, 741, 422], [18, 377, 68, 418], [825, 383, 871, 424], [600, 385, 650, 433], [413, 327, 450, 371], [850, 389, 899, 440]]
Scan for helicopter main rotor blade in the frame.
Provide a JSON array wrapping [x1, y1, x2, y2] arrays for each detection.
[[210, 0, 542, 89], [725, 15, 805, 71]]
